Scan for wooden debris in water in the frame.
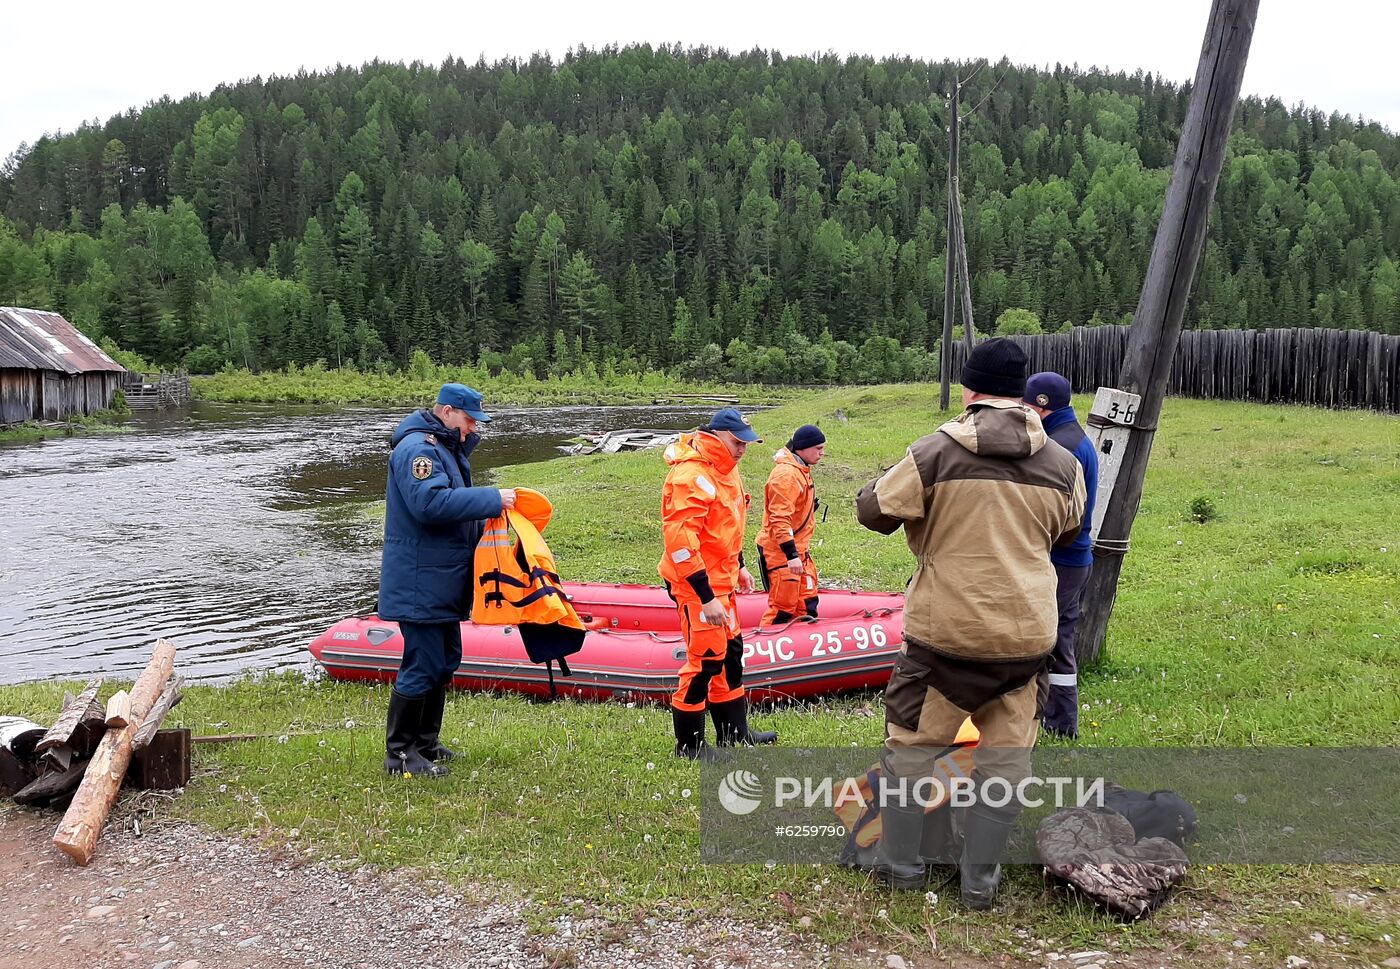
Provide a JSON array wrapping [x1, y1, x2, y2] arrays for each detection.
[[563, 428, 681, 456]]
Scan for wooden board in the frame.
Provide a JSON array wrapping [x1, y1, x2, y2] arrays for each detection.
[[130, 728, 192, 790], [1087, 388, 1142, 541]]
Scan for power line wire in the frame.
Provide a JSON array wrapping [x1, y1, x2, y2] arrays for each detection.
[[960, 61, 986, 87], [961, 61, 1014, 121]]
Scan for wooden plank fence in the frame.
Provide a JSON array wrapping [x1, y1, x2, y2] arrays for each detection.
[[949, 326, 1400, 413], [120, 372, 191, 410]]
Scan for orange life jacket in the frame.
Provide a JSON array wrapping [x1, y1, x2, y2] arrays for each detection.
[[657, 431, 749, 595], [473, 488, 585, 696], [833, 719, 981, 850]]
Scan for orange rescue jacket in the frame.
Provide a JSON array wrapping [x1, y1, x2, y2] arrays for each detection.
[[658, 431, 749, 597], [473, 488, 585, 693], [757, 447, 817, 567]]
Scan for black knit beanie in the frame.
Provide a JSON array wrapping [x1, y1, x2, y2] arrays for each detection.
[[788, 424, 826, 451], [961, 338, 1029, 397]]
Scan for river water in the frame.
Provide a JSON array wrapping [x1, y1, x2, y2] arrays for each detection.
[[0, 402, 713, 684]]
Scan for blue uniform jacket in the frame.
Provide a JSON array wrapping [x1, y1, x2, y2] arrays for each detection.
[[1043, 405, 1099, 568], [378, 409, 504, 622]]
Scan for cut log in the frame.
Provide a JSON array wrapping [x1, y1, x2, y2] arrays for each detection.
[[649, 393, 738, 403], [104, 690, 132, 728], [132, 676, 184, 751], [35, 679, 104, 753], [52, 640, 176, 865]]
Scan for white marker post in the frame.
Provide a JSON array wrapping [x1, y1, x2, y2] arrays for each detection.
[[1085, 387, 1142, 542]]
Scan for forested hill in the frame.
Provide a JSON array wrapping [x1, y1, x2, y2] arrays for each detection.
[[2, 46, 1398, 380]]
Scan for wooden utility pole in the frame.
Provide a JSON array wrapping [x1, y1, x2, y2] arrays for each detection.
[[1076, 0, 1260, 666], [939, 75, 961, 411]]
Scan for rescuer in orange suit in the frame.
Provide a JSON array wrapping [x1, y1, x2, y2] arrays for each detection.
[[756, 424, 826, 625], [659, 407, 778, 761]]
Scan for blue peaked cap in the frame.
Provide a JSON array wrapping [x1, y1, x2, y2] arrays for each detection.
[[437, 383, 492, 422], [704, 407, 762, 443]]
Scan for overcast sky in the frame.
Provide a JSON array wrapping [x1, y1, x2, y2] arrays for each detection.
[[4, 0, 1397, 163]]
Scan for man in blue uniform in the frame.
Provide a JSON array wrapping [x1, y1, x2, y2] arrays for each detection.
[[1023, 372, 1099, 739], [379, 383, 516, 778]]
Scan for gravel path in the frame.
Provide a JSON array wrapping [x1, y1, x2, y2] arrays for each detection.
[[9, 802, 1391, 969], [0, 803, 872, 969]]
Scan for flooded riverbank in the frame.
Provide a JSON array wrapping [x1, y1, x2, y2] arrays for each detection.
[[0, 401, 711, 684]]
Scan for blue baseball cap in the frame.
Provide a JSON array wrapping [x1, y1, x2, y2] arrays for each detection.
[[1023, 372, 1072, 411], [703, 407, 762, 443], [437, 383, 492, 422]]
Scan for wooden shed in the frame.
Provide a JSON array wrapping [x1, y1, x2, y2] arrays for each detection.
[[0, 307, 127, 425]]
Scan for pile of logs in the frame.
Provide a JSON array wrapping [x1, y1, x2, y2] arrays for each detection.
[[0, 639, 189, 865]]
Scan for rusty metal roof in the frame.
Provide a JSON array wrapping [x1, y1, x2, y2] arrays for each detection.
[[0, 307, 126, 374]]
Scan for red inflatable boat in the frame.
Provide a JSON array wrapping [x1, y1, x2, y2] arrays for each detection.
[[308, 582, 905, 703]]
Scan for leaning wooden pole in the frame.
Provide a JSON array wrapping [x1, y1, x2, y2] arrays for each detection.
[[1076, 0, 1260, 666], [953, 190, 977, 347], [939, 74, 961, 412], [53, 639, 176, 864]]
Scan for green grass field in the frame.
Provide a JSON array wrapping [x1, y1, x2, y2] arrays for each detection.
[[3, 385, 1397, 966]]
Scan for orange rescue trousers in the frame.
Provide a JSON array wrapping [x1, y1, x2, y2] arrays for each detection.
[[759, 550, 819, 625], [667, 586, 745, 712]]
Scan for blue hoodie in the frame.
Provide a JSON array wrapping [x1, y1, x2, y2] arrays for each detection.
[[378, 408, 504, 622], [1042, 405, 1099, 568]]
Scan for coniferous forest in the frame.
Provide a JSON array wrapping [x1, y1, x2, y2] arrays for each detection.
[[2, 46, 1399, 381]]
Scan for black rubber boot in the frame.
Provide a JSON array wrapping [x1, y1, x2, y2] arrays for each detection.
[[871, 790, 929, 889], [672, 707, 724, 763], [958, 802, 1019, 910], [709, 696, 778, 747], [384, 689, 448, 778], [420, 684, 456, 763]]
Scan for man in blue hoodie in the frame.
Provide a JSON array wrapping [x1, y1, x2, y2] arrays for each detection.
[[379, 383, 516, 778], [1024, 372, 1098, 739]]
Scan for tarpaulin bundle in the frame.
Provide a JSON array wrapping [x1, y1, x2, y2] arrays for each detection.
[[1036, 784, 1196, 921]]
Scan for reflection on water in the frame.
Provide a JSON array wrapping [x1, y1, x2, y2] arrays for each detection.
[[0, 401, 714, 684]]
